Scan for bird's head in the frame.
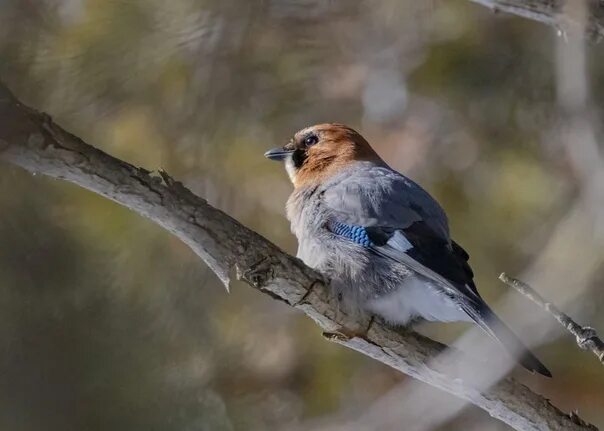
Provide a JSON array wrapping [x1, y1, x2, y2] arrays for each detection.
[[265, 123, 382, 187]]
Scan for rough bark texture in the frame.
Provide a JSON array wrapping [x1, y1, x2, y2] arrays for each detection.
[[469, 0, 604, 41], [0, 83, 597, 431]]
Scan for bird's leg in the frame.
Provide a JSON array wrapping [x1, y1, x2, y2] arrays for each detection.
[[323, 315, 375, 341]]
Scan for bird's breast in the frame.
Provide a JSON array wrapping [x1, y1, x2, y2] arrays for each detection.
[[286, 186, 369, 275]]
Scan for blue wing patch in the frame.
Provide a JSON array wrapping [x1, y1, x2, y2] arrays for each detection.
[[329, 221, 373, 247]]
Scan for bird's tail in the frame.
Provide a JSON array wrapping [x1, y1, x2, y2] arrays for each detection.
[[463, 299, 552, 377]]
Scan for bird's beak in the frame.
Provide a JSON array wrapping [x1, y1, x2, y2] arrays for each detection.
[[264, 147, 294, 161]]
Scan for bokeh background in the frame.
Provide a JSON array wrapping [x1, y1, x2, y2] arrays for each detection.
[[1, 1, 603, 430]]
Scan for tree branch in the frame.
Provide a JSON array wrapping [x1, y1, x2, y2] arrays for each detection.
[[500, 273, 604, 364], [0, 82, 597, 431], [468, 0, 604, 41]]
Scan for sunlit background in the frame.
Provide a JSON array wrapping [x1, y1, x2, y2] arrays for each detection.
[[1, 1, 604, 430]]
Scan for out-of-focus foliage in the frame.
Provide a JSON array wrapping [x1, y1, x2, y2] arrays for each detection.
[[1, 1, 603, 430]]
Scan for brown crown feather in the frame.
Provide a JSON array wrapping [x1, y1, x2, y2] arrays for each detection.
[[292, 124, 382, 188]]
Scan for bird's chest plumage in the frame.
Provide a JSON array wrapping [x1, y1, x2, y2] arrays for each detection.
[[287, 187, 370, 283], [286, 185, 406, 305]]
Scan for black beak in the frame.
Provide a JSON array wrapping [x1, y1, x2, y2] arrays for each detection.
[[264, 147, 294, 161]]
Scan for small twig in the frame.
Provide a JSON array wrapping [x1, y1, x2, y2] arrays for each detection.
[[499, 272, 604, 363]]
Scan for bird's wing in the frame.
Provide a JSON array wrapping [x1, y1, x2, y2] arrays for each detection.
[[322, 166, 450, 239], [322, 166, 478, 299], [322, 167, 551, 376], [365, 221, 483, 306]]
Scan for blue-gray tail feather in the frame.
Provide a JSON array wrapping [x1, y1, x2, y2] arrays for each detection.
[[463, 298, 552, 377]]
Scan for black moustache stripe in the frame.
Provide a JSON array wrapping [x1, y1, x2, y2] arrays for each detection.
[[292, 149, 307, 169]]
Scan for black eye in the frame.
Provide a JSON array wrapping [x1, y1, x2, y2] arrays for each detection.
[[303, 134, 319, 146]]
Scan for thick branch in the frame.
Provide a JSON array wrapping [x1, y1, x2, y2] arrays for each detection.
[[469, 0, 604, 41], [0, 82, 597, 431], [500, 273, 604, 363]]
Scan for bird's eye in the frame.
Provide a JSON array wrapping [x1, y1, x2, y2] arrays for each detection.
[[303, 134, 319, 146]]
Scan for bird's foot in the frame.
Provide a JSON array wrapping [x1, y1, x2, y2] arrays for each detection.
[[322, 316, 375, 341], [240, 256, 274, 287]]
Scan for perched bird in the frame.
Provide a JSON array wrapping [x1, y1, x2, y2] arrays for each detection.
[[265, 123, 551, 377]]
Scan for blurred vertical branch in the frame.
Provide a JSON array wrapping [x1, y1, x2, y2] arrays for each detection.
[[556, 0, 604, 224]]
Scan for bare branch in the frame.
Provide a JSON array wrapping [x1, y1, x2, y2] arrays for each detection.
[[0, 82, 597, 431], [468, 0, 604, 42], [500, 273, 604, 363]]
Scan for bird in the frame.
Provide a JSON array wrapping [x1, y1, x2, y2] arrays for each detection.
[[265, 123, 551, 377]]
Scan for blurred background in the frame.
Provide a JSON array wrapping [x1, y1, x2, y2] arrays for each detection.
[[1, 0, 603, 430]]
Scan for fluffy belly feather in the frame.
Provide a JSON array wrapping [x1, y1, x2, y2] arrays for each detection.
[[296, 231, 470, 325], [366, 276, 471, 324]]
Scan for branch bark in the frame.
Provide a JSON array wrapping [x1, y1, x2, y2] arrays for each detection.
[[0, 82, 597, 431], [468, 0, 604, 41]]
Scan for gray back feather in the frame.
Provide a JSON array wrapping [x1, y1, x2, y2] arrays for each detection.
[[321, 161, 450, 240]]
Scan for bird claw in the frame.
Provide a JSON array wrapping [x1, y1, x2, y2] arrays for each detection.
[[322, 317, 375, 341], [241, 257, 273, 287]]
